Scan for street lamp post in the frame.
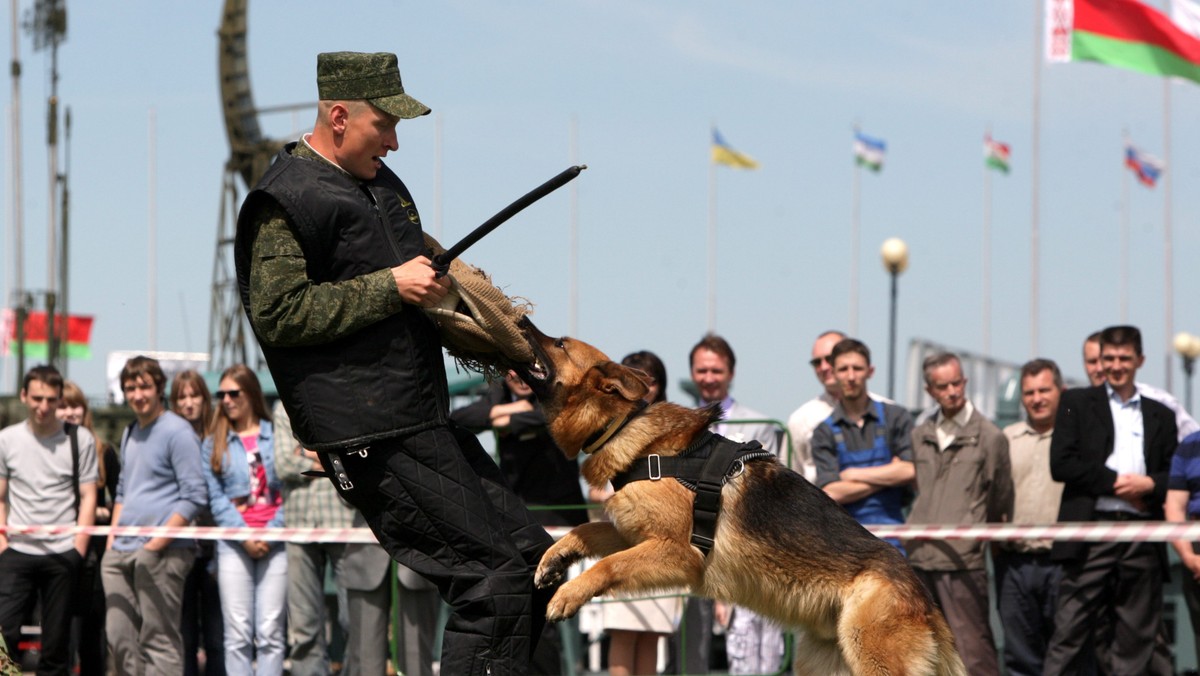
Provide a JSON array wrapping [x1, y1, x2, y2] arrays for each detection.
[[1174, 332, 1200, 414], [881, 238, 909, 401]]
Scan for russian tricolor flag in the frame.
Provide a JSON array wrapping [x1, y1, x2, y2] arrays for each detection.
[[1124, 143, 1164, 187]]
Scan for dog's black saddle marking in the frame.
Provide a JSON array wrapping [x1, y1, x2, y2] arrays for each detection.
[[610, 431, 774, 557]]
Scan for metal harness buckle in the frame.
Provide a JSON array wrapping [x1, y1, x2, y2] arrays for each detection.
[[647, 454, 662, 481], [327, 451, 354, 492]]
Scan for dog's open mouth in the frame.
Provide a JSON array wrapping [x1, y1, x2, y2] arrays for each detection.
[[525, 356, 549, 381]]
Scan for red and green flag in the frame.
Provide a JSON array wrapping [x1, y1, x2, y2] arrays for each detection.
[[2, 310, 95, 359], [985, 135, 1011, 173], [1046, 0, 1200, 84]]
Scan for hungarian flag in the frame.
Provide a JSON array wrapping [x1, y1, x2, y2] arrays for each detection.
[[1125, 142, 1164, 186], [711, 128, 759, 169], [985, 136, 1011, 173], [2, 309, 94, 359], [1046, 0, 1200, 84], [854, 131, 886, 172]]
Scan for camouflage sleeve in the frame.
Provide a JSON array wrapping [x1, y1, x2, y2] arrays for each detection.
[[248, 202, 405, 347]]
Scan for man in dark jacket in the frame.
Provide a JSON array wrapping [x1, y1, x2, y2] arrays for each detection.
[[452, 371, 587, 528], [1044, 325, 1178, 675], [235, 52, 554, 676]]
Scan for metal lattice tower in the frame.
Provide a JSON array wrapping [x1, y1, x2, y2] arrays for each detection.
[[210, 0, 283, 371]]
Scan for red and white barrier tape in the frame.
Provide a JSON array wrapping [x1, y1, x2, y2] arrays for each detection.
[[2, 521, 1199, 543]]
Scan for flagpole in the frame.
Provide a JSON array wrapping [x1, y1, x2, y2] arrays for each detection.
[[1030, 0, 1042, 357], [569, 114, 580, 338], [1163, 71, 1174, 392], [850, 150, 861, 337], [983, 131, 992, 357], [1121, 133, 1130, 323], [708, 147, 717, 333], [148, 106, 157, 351], [433, 112, 443, 240]]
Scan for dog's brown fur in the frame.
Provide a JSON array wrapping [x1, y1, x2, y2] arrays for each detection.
[[516, 324, 966, 676]]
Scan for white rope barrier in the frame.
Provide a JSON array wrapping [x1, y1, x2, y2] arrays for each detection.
[[2, 521, 1198, 543]]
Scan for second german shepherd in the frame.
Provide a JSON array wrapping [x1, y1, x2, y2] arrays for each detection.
[[512, 320, 965, 676]]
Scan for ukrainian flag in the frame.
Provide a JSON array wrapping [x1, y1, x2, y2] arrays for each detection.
[[711, 128, 759, 169]]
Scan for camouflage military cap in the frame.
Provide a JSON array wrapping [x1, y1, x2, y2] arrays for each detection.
[[316, 51, 431, 119]]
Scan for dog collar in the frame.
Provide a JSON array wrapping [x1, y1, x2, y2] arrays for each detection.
[[580, 399, 649, 455]]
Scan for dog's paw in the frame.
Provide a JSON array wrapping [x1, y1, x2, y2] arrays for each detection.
[[534, 553, 570, 589], [544, 580, 592, 622]]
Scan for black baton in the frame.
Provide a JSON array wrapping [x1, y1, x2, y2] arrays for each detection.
[[432, 164, 587, 275]]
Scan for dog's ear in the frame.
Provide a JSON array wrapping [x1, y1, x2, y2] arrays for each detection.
[[594, 362, 650, 402]]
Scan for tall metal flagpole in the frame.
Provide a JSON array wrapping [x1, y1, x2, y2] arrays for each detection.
[[707, 144, 717, 332], [1163, 69, 1174, 392], [434, 112, 443, 240], [569, 114, 579, 338], [9, 0, 24, 391], [148, 107, 157, 350], [983, 128, 992, 356], [850, 148, 861, 337], [1031, 0, 1042, 357], [1120, 132, 1130, 323]]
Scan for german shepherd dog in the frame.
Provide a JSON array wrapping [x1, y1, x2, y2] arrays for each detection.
[[511, 320, 966, 676]]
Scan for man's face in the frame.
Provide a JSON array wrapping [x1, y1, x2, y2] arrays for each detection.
[[810, 333, 843, 393], [691, 348, 733, 404], [1100, 342, 1143, 392], [926, 360, 967, 418], [337, 102, 400, 181], [1020, 369, 1061, 430], [21, 380, 62, 431], [1083, 339, 1106, 387], [123, 374, 164, 420], [833, 352, 873, 402]]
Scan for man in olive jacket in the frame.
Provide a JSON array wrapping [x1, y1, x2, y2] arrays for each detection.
[[907, 352, 1012, 676]]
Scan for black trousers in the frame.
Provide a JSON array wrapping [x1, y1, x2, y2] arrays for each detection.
[[1044, 539, 1164, 676], [321, 422, 556, 676], [0, 548, 81, 676]]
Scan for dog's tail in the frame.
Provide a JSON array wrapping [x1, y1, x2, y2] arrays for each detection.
[[928, 610, 967, 676]]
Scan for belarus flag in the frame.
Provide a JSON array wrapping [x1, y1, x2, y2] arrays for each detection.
[[1046, 0, 1200, 84], [2, 309, 95, 359]]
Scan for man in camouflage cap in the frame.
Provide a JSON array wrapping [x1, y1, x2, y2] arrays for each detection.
[[234, 52, 556, 675]]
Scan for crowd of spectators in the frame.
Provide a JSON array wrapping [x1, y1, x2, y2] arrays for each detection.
[[3, 321, 1200, 675]]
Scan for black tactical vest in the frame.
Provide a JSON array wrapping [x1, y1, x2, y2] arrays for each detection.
[[235, 143, 448, 451]]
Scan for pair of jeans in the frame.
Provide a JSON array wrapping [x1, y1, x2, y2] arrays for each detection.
[[0, 547, 81, 675], [101, 547, 195, 676], [214, 540, 288, 675]]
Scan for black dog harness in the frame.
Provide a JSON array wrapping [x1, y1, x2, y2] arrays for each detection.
[[610, 432, 774, 557]]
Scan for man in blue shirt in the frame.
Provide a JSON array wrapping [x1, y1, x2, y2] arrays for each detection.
[[101, 356, 208, 676], [811, 338, 914, 547]]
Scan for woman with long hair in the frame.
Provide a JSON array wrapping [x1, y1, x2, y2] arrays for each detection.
[[57, 381, 119, 676], [200, 365, 286, 675], [170, 370, 225, 676], [171, 370, 215, 439]]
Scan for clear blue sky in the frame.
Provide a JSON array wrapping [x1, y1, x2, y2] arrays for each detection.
[[4, 1, 1200, 422]]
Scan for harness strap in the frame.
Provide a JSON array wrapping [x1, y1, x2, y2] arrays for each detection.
[[610, 432, 774, 557]]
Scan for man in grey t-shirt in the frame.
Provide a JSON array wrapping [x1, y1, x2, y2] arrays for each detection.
[[0, 365, 98, 673]]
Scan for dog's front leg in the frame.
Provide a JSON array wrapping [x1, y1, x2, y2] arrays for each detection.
[[545, 538, 702, 622], [535, 521, 630, 589]]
